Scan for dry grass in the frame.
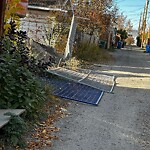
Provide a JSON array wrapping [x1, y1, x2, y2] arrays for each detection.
[[74, 42, 114, 63], [65, 57, 81, 70]]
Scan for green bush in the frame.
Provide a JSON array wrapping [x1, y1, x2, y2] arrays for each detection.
[[0, 20, 53, 149], [1, 112, 27, 148], [0, 21, 47, 117], [0, 53, 45, 114], [0, 21, 53, 76]]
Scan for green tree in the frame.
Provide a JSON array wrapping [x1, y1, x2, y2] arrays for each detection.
[[117, 29, 128, 40]]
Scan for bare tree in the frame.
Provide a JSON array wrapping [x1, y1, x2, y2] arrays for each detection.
[[117, 12, 127, 30], [73, 0, 118, 43]]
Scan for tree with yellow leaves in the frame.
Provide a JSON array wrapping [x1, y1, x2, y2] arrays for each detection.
[[73, 0, 118, 44], [125, 36, 135, 45], [4, 0, 22, 34]]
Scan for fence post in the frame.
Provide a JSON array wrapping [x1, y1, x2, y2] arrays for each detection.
[[64, 14, 77, 59]]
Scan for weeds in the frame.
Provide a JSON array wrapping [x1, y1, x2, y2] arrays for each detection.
[[65, 57, 80, 70], [74, 42, 113, 63]]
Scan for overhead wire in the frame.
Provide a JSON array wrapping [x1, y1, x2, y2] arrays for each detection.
[[122, 5, 144, 7], [128, 13, 142, 16], [116, 0, 127, 3], [127, 7, 144, 13], [115, 0, 146, 30]]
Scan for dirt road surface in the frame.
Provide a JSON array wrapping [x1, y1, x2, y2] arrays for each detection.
[[48, 46, 150, 150]]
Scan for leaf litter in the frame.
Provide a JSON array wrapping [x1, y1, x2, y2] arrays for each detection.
[[16, 97, 69, 150]]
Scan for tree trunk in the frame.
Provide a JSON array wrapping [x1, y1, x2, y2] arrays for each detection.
[[89, 31, 94, 44], [76, 30, 81, 47], [81, 31, 84, 42], [107, 29, 111, 49], [93, 35, 96, 44], [89, 34, 92, 44], [0, 0, 6, 36]]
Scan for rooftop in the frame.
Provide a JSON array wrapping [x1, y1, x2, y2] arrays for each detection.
[[28, 0, 66, 7]]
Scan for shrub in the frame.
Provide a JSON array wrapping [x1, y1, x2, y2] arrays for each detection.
[[1, 112, 27, 148], [0, 9, 55, 150], [1, 21, 53, 76], [0, 21, 48, 117], [74, 42, 113, 63], [125, 36, 135, 45], [65, 57, 80, 70], [0, 54, 46, 114]]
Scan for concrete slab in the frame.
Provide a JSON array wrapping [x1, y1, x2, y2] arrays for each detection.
[[0, 109, 25, 128]]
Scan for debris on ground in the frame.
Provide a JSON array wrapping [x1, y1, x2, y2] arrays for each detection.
[[17, 98, 69, 150]]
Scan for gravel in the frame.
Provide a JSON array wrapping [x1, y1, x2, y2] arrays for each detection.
[[46, 46, 150, 150]]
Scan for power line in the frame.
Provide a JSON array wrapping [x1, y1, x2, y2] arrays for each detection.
[[116, 0, 126, 3], [128, 13, 142, 16], [127, 7, 143, 13], [123, 5, 144, 7]]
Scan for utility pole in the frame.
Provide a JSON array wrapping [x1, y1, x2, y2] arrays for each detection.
[[138, 12, 142, 35], [148, 26, 150, 45], [0, 0, 6, 36], [141, 0, 149, 48]]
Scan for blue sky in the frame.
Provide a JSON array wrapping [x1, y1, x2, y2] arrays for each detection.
[[115, 0, 148, 30]]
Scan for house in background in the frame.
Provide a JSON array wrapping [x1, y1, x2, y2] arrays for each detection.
[[19, 0, 76, 59], [130, 29, 138, 45], [28, 0, 66, 7]]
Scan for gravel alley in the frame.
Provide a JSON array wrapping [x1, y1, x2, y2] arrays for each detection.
[[48, 46, 150, 150]]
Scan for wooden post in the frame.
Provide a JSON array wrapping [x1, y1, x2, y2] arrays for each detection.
[[141, 0, 149, 48], [107, 27, 111, 49], [138, 12, 142, 35], [147, 26, 150, 45], [0, 0, 6, 36]]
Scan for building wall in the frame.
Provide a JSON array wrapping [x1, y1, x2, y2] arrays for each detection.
[[28, 0, 66, 7], [20, 9, 53, 45]]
